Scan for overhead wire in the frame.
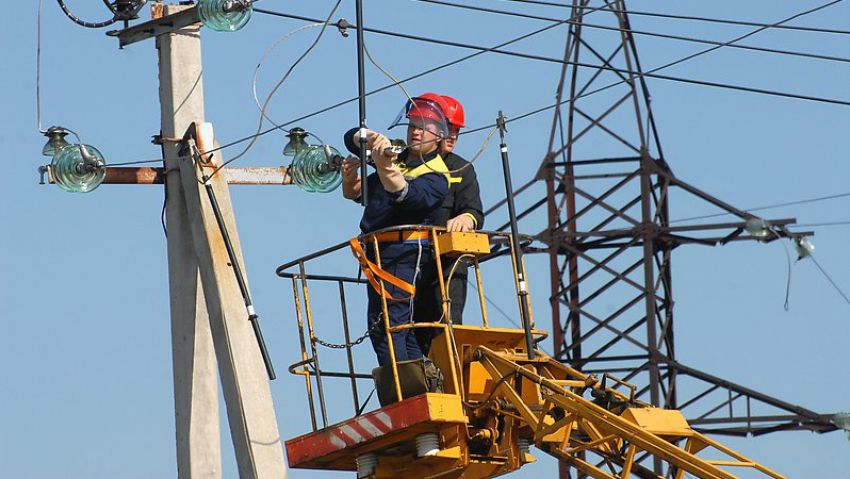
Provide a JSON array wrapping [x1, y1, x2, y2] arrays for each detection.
[[670, 191, 850, 224], [455, 3, 850, 312], [205, 0, 344, 179], [205, 6, 576, 157], [587, 20, 850, 65], [254, 3, 850, 142], [215, 2, 849, 163], [348, 24, 497, 181], [225, 1, 496, 179], [251, 22, 330, 143], [468, 277, 553, 356], [106, 158, 169, 167], [56, 0, 120, 28], [790, 221, 850, 228], [42, 1, 845, 185], [459, 4, 850, 109], [195, 3, 850, 387], [38, 0, 152, 140], [497, 0, 850, 36], [413, 0, 850, 65], [42, 1, 849, 358], [56, 0, 148, 29], [45, 0, 847, 165], [809, 255, 850, 307], [40, 1, 841, 211], [767, 230, 794, 311], [37, 0, 45, 133], [630, 0, 844, 88], [415, 0, 574, 22], [320, 16, 554, 342], [364, 37, 500, 176], [491, 0, 850, 166], [468, 0, 849, 134]]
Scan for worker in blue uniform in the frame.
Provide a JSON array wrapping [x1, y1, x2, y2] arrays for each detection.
[[340, 93, 452, 366], [413, 95, 485, 355]]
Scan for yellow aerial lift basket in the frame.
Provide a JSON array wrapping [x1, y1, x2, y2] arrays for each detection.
[[276, 226, 786, 479]]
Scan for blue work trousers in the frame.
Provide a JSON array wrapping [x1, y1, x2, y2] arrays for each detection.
[[367, 241, 429, 365]]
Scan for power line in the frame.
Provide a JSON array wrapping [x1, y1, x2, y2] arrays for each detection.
[[222, 4, 849, 156], [671, 192, 850, 224], [207, 1, 344, 175], [640, 0, 843, 87], [253, 8, 571, 57], [809, 255, 850, 308], [414, 0, 566, 22], [790, 221, 850, 228], [56, 0, 149, 28], [496, 0, 850, 36], [211, 8, 571, 154], [469, 279, 553, 356], [413, 0, 850, 65], [37, 0, 45, 133], [482, 0, 849, 131], [254, 8, 850, 108], [604, 3, 850, 36], [107, 158, 166, 167], [593, 22, 850, 65]]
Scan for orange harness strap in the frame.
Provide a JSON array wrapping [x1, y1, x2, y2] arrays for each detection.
[[349, 238, 416, 302]]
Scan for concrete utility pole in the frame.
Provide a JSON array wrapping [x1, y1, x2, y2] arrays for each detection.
[[156, 6, 220, 476], [155, 4, 286, 478]]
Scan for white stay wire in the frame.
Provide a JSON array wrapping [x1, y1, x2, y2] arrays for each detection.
[[251, 21, 329, 145], [208, 0, 343, 178]]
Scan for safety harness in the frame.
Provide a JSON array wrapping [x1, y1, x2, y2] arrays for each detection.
[[349, 238, 417, 302]]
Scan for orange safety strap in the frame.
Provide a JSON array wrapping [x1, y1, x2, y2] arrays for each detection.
[[349, 238, 416, 302]]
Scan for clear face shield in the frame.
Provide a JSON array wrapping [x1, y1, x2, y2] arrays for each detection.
[[388, 97, 450, 153]]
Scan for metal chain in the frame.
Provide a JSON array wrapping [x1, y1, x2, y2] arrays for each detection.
[[314, 315, 383, 349]]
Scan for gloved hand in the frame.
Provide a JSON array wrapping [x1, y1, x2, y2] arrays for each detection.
[[370, 134, 397, 169], [370, 134, 406, 194]]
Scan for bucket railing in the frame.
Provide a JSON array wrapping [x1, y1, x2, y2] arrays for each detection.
[[275, 225, 543, 430]]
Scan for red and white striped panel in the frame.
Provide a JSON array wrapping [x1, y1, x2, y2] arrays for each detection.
[[286, 393, 444, 468]]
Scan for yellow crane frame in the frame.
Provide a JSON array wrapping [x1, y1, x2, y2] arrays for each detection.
[[276, 226, 785, 479]]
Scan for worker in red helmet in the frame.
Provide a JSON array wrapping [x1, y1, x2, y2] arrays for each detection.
[[339, 93, 451, 366], [435, 95, 483, 233], [414, 95, 484, 355]]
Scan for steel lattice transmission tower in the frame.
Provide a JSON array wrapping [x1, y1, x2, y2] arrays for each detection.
[[500, 0, 840, 475]]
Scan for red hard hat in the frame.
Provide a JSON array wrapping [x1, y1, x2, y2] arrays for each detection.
[[441, 95, 467, 129], [408, 92, 450, 124], [389, 92, 450, 134]]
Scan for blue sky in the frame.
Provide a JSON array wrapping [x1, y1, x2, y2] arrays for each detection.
[[1, 1, 849, 477]]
